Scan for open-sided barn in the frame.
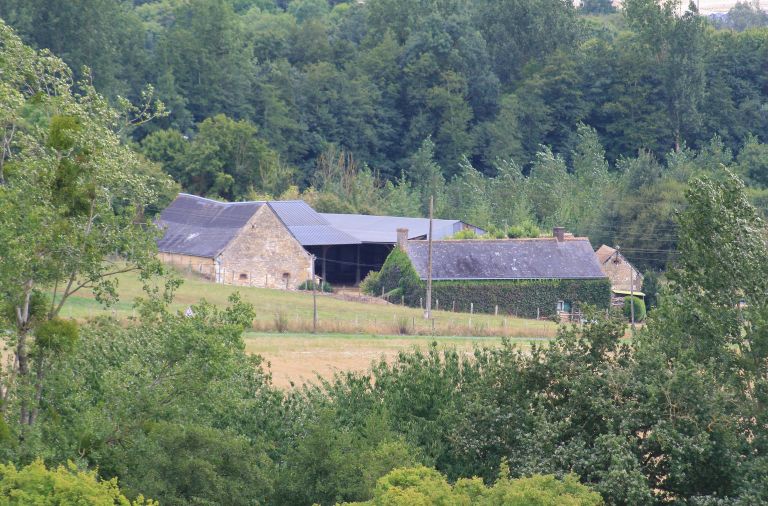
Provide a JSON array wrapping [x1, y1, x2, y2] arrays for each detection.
[[156, 193, 481, 288]]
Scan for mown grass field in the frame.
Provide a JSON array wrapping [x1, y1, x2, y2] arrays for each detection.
[[57, 269, 558, 386], [244, 332, 546, 387]]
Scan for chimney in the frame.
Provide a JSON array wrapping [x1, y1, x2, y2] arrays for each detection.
[[396, 228, 409, 250], [553, 227, 565, 242]]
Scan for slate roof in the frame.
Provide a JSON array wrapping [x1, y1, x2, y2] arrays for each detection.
[[405, 238, 607, 281], [156, 194, 264, 258], [156, 194, 360, 257], [320, 213, 481, 243]]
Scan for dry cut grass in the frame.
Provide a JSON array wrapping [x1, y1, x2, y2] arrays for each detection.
[[244, 332, 543, 388]]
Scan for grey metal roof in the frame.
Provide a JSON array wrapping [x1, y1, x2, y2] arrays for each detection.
[[156, 194, 264, 258], [157, 195, 360, 257], [405, 238, 608, 281], [268, 201, 360, 246], [320, 213, 479, 243]]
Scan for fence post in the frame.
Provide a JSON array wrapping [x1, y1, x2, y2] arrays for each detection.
[[452, 300, 456, 312], [420, 297, 423, 309], [469, 302, 474, 326], [494, 305, 498, 316], [537, 308, 540, 320], [412, 317, 415, 333], [436, 299, 439, 312], [401, 295, 404, 306]]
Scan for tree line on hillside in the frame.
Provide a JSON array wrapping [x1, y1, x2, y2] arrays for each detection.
[[3, 0, 768, 269], [1, 23, 768, 505]]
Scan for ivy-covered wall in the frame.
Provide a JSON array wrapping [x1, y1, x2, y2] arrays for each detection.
[[429, 279, 611, 317]]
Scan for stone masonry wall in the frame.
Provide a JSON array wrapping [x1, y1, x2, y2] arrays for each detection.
[[219, 205, 313, 289]]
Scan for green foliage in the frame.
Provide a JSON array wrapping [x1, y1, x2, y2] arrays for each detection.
[[358, 270, 381, 296], [34, 318, 79, 353], [506, 221, 542, 239], [622, 296, 646, 322], [115, 423, 273, 506], [274, 410, 421, 506], [0, 460, 156, 505], [449, 229, 480, 240], [298, 280, 334, 293], [367, 248, 424, 305], [431, 279, 611, 318], [642, 270, 660, 310], [344, 465, 603, 505]]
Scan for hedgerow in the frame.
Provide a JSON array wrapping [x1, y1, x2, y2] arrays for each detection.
[[430, 278, 611, 317]]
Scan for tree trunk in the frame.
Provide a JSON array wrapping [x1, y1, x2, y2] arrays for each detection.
[[14, 282, 33, 427]]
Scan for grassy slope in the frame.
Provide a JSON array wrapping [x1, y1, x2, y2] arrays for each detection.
[[58, 270, 557, 338]]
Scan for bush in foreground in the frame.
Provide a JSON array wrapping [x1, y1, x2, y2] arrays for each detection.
[[0, 460, 155, 505], [342, 465, 602, 505]]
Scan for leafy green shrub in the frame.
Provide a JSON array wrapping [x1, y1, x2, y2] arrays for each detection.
[[642, 270, 660, 310], [343, 465, 603, 505], [34, 318, 79, 353], [0, 460, 155, 505], [623, 296, 646, 322], [450, 229, 479, 239], [376, 248, 424, 305], [360, 269, 382, 296], [431, 279, 611, 318], [298, 280, 333, 293], [507, 220, 542, 238]]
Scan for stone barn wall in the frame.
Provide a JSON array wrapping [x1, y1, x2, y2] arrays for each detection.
[[218, 205, 313, 289]]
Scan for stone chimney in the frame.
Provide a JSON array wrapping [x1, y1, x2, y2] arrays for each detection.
[[553, 227, 565, 242], [396, 228, 409, 250]]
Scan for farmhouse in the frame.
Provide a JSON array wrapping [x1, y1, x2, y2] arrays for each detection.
[[156, 193, 481, 288], [595, 244, 644, 304], [400, 227, 611, 318]]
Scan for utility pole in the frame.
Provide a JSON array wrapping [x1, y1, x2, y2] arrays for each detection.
[[311, 254, 318, 334], [424, 196, 434, 320], [630, 265, 636, 335]]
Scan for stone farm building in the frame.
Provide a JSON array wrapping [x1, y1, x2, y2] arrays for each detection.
[[402, 227, 611, 318], [156, 193, 482, 288], [595, 244, 644, 305]]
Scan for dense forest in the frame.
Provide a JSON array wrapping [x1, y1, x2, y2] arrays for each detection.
[[2, 6, 768, 505], [3, 0, 768, 269]]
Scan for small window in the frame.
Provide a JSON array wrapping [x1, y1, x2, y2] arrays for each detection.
[[239, 273, 248, 280], [282, 272, 290, 279], [556, 300, 565, 312]]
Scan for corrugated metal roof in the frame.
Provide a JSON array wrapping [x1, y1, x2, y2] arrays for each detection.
[[268, 201, 360, 246], [157, 195, 360, 257], [156, 194, 264, 258], [406, 238, 608, 281], [320, 213, 478, 243]]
